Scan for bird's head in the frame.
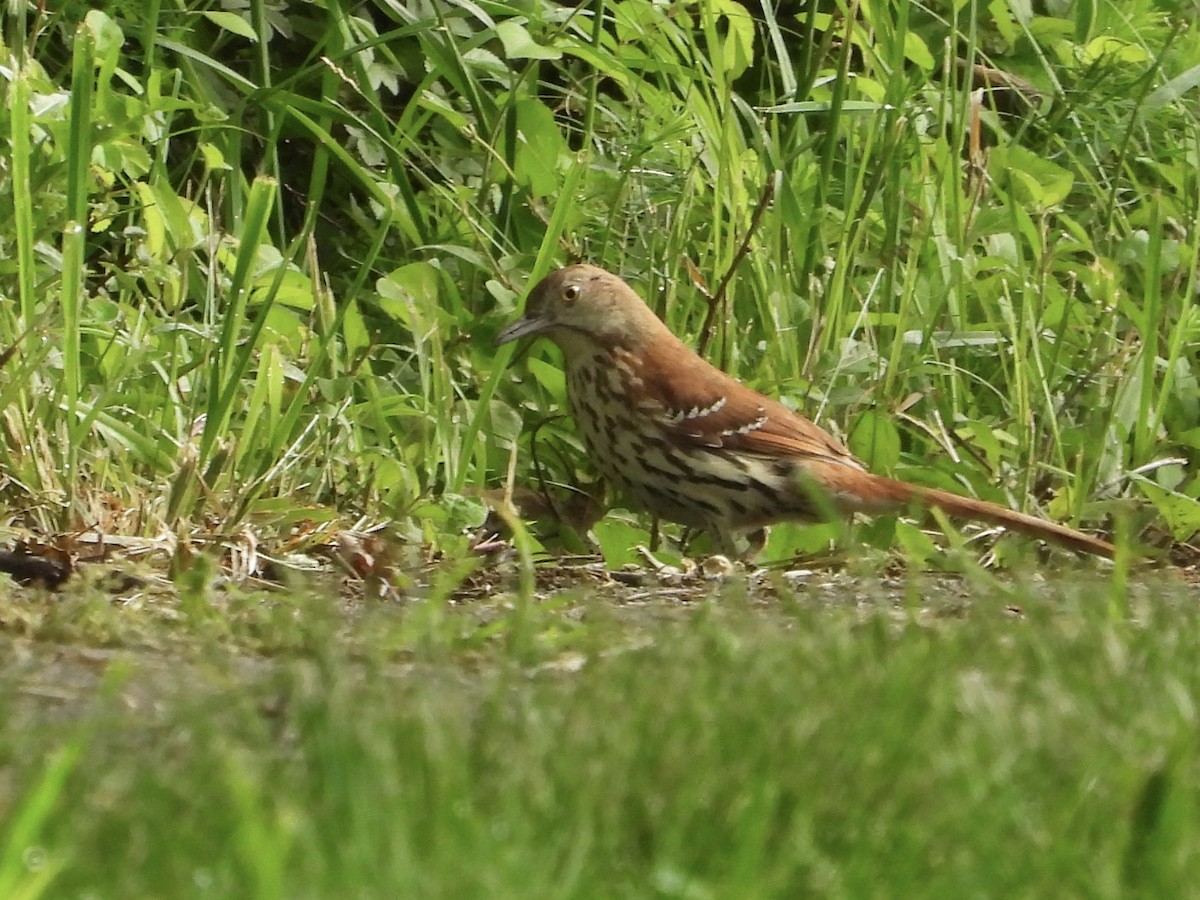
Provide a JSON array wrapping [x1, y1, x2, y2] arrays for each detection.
[[495, 264, 664, 352]]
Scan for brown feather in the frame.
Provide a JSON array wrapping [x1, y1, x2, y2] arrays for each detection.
[[628, 334, 861, 467], [497, 264, 1119, 559]]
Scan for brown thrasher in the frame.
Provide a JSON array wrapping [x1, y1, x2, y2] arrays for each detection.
[[496, 263, 1116, 559]]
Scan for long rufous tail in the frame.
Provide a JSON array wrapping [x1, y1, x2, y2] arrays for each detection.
[[873, 475, 1116, 558], [795, 463, 1118, 558]]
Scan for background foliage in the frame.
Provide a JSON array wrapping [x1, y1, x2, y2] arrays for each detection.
[[1, 0, 1198, 564]]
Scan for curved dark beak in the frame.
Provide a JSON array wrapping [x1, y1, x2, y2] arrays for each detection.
[[495, 314, 552, 347]]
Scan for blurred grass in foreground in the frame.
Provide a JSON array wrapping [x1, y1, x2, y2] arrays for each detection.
[[1, 574, 1198, 897]]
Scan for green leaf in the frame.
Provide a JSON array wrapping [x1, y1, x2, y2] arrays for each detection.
[[1073, 0, 1096, 42], [989, 0, 1019, 45], [199, 142, 230, 171], [495, 20, 561, 60], [1081, 36, 1149, 66], [711, 0, 755, 78], [958, 420, 1005, 470], [849, 410, 901, 471], [1138, 483, 1200, 541], [904, 32, 934, 71], [761, 522, 840, 561], [1175, 427, 1200, 451], [342, 298, 369, 360], [134, 182, 166, 258], [514, 99, 564, 198], [990, 145, 1073, 209], [252, 268, 312, 311], [203, 11, 259, 42], [593, 519, 651, 568], [439, 493, 489, 533], [893, 519, 940, 564], [525, 357, 566, 404], [378, 262, 444, 328], [83, 9, 124, 58]]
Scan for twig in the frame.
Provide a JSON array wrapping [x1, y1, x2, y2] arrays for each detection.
[[696, 175, 777, 358]]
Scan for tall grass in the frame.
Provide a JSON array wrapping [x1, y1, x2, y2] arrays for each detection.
[[0, 1, 1196, 562]]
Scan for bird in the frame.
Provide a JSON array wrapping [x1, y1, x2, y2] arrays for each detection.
[[495, 263, 1117, 560]]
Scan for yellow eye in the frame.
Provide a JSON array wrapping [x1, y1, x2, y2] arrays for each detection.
[[563, 284, 581, 303]]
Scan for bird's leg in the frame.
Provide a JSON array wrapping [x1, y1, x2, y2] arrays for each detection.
[[744, 528, 767, 559], [707, 522, 750, 561]]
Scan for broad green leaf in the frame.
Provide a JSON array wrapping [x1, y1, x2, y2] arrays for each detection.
[[1074, 0, 1096, 42], [959, 421, 1005, 469], [134, 182, 166, 258], [441, 493, 489, 533], [93, 138, 153, 179], [893, 519, 940, 564], [525, 357, 566, 404], [762, 522, 840, 561], [1176, 427, 1200, 451], [711, 0, 755, 78], [199, 142, 230, 171], [514, 98, 564, 198], [990, 145, 1073, 209], [342, 298, 369, 360], [258, 306, 306, 349], [989, 0, 1018, 44], [489, 400, 523, 445], [904, 32, 934, 71], [203, 11, 258, 42], [1138, 483, 1200, 541], [849, 410, 901, 471], [151, 182, 205, 250], [378, 262, 443, 329], [252, 269, 313, 311], [1082, 36, 1150, 66], [495, 20, 561, 60], [593, 519, 651, 568], [84, 9, 124, 58]]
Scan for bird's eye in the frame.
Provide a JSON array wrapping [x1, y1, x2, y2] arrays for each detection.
[[563, 284, 581, 303]]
